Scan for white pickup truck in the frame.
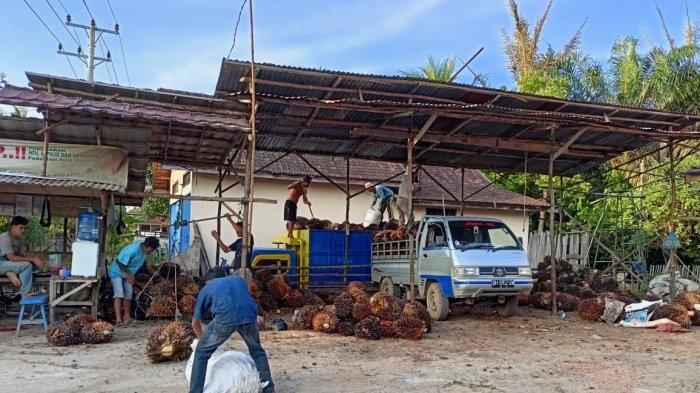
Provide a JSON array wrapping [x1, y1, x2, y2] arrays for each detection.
[[371, 216, 533, 320]]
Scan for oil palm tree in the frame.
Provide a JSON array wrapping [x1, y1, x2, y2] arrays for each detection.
[[400, 55, 458, 82]]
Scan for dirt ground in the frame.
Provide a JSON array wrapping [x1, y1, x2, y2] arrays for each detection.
[[0, 306, 698, 393]]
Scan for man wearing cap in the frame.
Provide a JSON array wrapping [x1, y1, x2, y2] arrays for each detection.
[[0, 216, 43, 298], [108, 236, 159, 326], [365, 182, 395, 222]]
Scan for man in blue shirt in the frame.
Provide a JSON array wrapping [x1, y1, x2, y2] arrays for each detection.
[[365, 182, 395, 221], [190, 268, 274, 393], [108, 237, 159, 326]]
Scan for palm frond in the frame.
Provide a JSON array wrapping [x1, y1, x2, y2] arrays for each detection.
[[655, 2, 676, 48]]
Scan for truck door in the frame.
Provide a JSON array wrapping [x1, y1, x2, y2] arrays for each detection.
[[419, 221, 453, 294]]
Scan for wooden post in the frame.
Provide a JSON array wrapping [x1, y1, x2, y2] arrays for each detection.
[[460, 168, 465, 216], [62, 216, 68, 253], [343, 156, 350, 284], [548, 129, 558, 314], [407, 125, 416, 301], [215, 166, 222, 265], [668, 139, 677, 298], [240, 0, 257, 282]]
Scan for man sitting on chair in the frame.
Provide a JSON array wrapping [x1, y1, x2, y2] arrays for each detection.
[[0, 216, 43, 298]]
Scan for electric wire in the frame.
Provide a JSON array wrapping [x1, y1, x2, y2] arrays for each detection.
[[106, 0, 131, 85], [23, 0, 79, 78], [227, 0, 248, 59]]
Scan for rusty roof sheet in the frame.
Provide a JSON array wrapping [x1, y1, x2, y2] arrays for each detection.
[[0, 173, 124, 192], [0, 85, 246, 132]]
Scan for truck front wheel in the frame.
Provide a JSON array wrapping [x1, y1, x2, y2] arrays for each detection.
[[380, 277, 401, 298], [426, 282, 450, 321], [496, 296, 518, 317]]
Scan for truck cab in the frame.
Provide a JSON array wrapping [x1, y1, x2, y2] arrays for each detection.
[[372, 216, 533, 320]]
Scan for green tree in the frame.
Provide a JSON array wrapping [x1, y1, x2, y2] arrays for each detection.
[[400, 55, 458, 82]]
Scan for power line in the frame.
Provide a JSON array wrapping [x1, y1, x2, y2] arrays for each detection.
[[227, 0, 248, 59], [44, 0, 80, 47], [97, 38, 114, 83], [56, 0, 83, 42], [106, 0, 131, 86], [99, 35, 119, 84], [23, 0, 79, 79], [82, 0, 95, 20]]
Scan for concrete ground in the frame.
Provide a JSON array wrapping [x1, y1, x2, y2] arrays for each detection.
[[0, 306, 697, 393]]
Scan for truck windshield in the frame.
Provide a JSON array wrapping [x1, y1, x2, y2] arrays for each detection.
[[448, 220, 522, 251]]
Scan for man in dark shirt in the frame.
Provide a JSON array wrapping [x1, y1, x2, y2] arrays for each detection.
[[211, 214, 254, 270], [189, 268, 274, 393]]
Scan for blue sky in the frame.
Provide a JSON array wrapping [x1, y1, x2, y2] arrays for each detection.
[[1, 0, 698, 94]]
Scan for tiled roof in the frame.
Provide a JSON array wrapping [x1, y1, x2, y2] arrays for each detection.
[[246, 152, 548, 209]]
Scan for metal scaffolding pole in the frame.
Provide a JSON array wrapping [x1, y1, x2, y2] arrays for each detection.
[[548, 130, 558, 314], [343, 156, 350, 284], [667, 139, 677, 298], [460, 168, 465, 216], [240, 0, 257, 281], [215, 166, 222, 265]]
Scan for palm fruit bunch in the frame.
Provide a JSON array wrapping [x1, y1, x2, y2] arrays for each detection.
[[299, 290, 326, 307], [517, 292, 530, 306], [67, 314, 98, 327], [267, 275, 292, 301], [528, 292, 552, 310], [346, 282, 369, 302], [591, 275, 619, 292], [148, 295, 176, 317], [253, 269, 273, 286], [394, 316, 424, 340], [337, 321, 356, 336], [176, 275, 200, 296], [578, 298, 606, 322], [146, 321, 196, 363], [384, 219, 400, 231], [257, 292, 278, 312], [159, 262, 182, 280], [391, 226, 408, 241], [402, 301, 432, 333], [676, 291, 700, 311], [148, 280, 176, 297], [652, 302, 693, 328], [369, 292, 402, 321], [333, 292, 355, 320], [286, 290, 304, 308], [80, 321, 115, 344], [311, 306, 339, 333], [352, 300, 372, 321], [379, 319, 397, 338], [354, 316, 381, 340], [321, 220, 333, 230], [292, 305, 322, 330], [250, 280, 263, 301], [46, 321, 82, 346], [556, 293, 580, 312], [561, 284, 596, 300], [307, 218, 325, 229], [178, 294, 197, 317]]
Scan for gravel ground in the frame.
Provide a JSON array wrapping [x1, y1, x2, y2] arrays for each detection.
[[0, 306, 697, 393]]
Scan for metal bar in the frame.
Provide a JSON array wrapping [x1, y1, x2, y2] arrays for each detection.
[[215, 166, 222, 264], [344, 156, 350, 285], [460, 168, 465, 216], [668, 139, 677, 298], [348, 171, 404, 199], [419, 166, 460, 202], [220, 151, 291, 193], [407, 117, 416, 302], [295, 153, 348, 194], [548, 129, 558, 314]]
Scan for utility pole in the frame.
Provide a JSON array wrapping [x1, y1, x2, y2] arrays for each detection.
[[57, 15, 118, 83]]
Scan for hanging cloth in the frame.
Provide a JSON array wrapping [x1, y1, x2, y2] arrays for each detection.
[[39, 195, 51, 227]]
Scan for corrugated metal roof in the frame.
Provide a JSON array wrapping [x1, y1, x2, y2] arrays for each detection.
[[0, 173, 125, 192]]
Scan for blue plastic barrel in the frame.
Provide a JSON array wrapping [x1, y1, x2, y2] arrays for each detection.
[[77, 211, 100, 242]]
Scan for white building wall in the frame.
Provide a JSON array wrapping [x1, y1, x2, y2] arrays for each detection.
[[178, 172, 531, 266]]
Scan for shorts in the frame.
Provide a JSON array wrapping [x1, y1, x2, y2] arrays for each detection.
[[284, 200, 298, 221], [111, 276, 133, 300]]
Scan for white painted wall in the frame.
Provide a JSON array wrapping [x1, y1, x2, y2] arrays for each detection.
[[170, 172, 531, 266]]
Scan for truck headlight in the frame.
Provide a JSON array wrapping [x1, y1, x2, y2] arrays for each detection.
[[453, 267, 479, 277], [518, 267, 532, 276]]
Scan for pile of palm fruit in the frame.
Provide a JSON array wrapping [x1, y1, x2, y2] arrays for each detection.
[[293, 217, 365, 231], [132, 262, 203, 319], [290, 282, 431, 341], [522, 256, 657, 321], [291, 217, 416, 242], [650, 291, 700, 328], [46, 314, 115, 346], [250, 270, 325, 319], [145, 321, 196, 363]]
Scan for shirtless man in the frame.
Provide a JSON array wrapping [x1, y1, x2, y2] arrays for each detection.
[[285, 176, 312, 238]]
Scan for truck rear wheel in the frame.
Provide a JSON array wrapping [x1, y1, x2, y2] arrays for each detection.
[[426, 282, 450, 321], [496, 296, 518, 317], [380, 277, 401, 298]]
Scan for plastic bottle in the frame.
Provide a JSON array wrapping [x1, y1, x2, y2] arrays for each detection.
[[77, 210, 100, 242]]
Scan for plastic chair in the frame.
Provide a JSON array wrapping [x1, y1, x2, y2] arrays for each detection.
[[16, 293, 49, 337]]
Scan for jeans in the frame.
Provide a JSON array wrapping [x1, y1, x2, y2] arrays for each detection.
[[0, 261, 33, 294], [190, 320, 274, 393]]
